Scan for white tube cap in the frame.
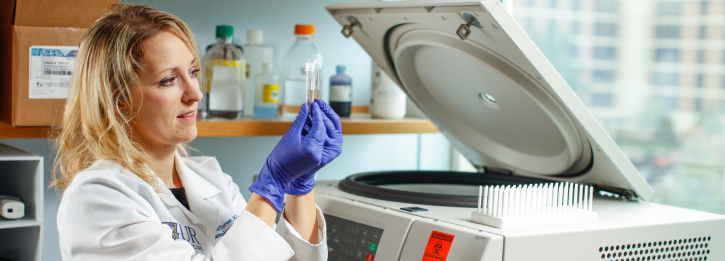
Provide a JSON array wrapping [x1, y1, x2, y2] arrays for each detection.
[[247, 29, 263, 45]]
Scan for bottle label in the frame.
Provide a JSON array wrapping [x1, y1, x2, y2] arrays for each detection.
[[263, 84, 280, 103], [209, 65, 243, 111], [330, 84, 352, 102]]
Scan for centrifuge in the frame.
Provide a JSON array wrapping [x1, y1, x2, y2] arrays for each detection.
[[315, 1, 725, 261]]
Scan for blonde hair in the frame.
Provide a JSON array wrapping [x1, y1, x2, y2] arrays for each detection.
[[51, 4, 201, 192]]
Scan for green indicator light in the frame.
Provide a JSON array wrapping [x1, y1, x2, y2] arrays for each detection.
[[369, 242, 378, 251]]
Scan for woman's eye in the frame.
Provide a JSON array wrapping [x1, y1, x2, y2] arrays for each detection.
[[190, 69, 200, 78], [160, 76, 177, 87]]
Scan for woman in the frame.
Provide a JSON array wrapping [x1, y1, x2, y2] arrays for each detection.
[[52, 4, 342, 260]]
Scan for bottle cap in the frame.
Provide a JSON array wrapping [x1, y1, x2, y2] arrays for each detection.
[[336, 65, 346, 74], [216, 25, 234, 38], [262, 63, 273, 72], [295, 24, 315, 35], [247, 29, 263, 44]]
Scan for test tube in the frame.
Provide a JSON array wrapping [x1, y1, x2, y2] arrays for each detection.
[[305, 59, 322, 106]]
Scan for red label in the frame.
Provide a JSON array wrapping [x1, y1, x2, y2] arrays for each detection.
[[422, 230, 455, 261]]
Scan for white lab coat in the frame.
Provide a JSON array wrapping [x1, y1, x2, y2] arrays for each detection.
[[57, 153, 327, 261]]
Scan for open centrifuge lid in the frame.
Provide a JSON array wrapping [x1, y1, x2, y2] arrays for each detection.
[[326, 0, 653, 200]]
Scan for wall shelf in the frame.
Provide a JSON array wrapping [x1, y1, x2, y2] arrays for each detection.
[[0, 144, 43, 261], [0, 113, 439, 139], [0, 218, 41, 229]]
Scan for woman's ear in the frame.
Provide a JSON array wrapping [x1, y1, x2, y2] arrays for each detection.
[[115, 102, 128, 116]]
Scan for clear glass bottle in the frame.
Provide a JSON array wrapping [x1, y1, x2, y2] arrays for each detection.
[[201, 25, 246, 119], [282, 24, 322, 115], [254, 63, 279, 118], [243, 29, 273, 116], [330, 65, 352, 117]]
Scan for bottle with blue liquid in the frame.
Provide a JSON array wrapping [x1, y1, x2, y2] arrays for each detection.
[[253, 63, 280, 117], [329, 65, 352, 117]]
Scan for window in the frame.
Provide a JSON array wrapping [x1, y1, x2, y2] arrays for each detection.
[[593, 70, 616, 83], [512, 0, 725, 215], [570, 45, 579, 58], [655, 25, 681, 39], [654, 49, 680, 62], [655, 96, 679, 110], [699, 25, 707, 39], [595, 0, 618, 13], [550, 0, 558, 8], [694, 98, 703, 112], [527, 0, 535, 7], [696, 74, 705, 88], [701, 1, 709, 15], [592, 93, 614, 107], [594, 46, 616, 60], [653, 72, 679, 86], [595, 23, 618, 37], [657, 2, 682, 15], [573, 0, 581, 10]]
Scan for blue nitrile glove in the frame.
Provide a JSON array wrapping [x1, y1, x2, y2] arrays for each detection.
[[249, 102, 327, 212], [286, 100, 344, 195]]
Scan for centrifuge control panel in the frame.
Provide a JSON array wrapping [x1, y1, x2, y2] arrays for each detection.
[[325, 214, 384, 261]]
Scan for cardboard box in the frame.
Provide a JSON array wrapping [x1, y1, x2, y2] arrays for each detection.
[[1, 0, 119, 126]]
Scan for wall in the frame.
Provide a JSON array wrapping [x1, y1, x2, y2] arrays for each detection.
[[126, 0, 376, 105], [0, 133, 450, 260]]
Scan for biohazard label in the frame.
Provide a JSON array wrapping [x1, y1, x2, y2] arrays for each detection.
[[422, 231, 455, 261]]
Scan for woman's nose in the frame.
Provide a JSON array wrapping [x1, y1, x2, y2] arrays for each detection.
[[183, 77, 203, 103]]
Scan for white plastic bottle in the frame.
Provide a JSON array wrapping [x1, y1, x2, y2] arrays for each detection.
[[282, 24, 322, 115], [254, 63, 279, 118], [243, 29, 273, 116], [371, 63, 406, 119]]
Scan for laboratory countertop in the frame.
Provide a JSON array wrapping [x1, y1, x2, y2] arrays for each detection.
[[0, 113, 440, 139]]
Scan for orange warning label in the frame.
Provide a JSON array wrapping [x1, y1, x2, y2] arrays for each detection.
[[422, 230, 455, 261]]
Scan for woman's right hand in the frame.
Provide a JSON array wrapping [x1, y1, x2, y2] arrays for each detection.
[[249, 102, 327, 212], [286, 100, 343, 195]]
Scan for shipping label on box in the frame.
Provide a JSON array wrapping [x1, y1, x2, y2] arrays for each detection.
[[28, 45, 78, 99]]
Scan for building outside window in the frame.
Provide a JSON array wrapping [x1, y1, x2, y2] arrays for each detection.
[[593, 46, 616, 60], [697, 74, 705, 88], [653, 72, 679, 86], [656, 25, 681, 39], [595, 23, 618, 37], [595, 0, 618, 13], [591, 93, 614, 107], [657, 2, 683, 16], [655, 49, 680, 62], [593, 70, 616, 83], [573, 0, 581, 10], [701, 1, 709, 15], [513, 0, 725, 215]]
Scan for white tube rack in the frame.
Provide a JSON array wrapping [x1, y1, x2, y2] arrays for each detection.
[[470, 182, 597, 228]]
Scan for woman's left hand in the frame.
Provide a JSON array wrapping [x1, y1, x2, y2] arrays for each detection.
[[285, 100, 343, 195]]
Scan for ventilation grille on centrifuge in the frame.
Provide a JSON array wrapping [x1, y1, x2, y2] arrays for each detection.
[[599, 237, 711, 261]]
